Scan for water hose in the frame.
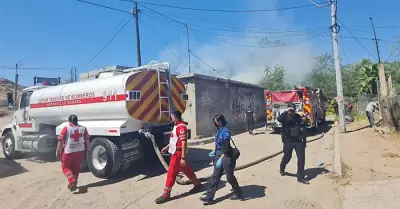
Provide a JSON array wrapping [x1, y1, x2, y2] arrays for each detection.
[[141, 131, 325, 185]]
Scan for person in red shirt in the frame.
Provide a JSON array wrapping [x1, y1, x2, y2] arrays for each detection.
[[56, 115, 90, 192], [153, 110, 202, 204]]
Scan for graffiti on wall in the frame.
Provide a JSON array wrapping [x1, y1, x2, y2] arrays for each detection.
[[230, 91, 257, 122], [200, 91, 217, 110]]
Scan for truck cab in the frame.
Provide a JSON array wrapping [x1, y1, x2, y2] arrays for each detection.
[[1, 77, 61, 159]]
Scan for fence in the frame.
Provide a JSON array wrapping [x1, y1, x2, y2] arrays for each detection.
[[343, 95, 378, 115]]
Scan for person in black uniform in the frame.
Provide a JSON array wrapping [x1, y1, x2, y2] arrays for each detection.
[[200, 114, 242, 203], [277, 103, 309, 185], [244, 104, 256, 135]]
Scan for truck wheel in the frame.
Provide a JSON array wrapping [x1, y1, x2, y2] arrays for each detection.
[[1, 132, 22, 160], [88, 137, 122, 179], [2, 132, 16, 160]]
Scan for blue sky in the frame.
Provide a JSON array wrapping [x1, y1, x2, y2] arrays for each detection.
[[1, 0, 399, 86]]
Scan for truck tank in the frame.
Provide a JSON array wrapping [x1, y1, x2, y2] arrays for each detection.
[[29, 70, 187, 125]]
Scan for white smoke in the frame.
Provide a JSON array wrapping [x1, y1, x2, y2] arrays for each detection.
[[158, 0, 320, 85]]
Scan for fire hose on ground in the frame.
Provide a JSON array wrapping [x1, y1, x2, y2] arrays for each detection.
[[141, 131, 325, 185]]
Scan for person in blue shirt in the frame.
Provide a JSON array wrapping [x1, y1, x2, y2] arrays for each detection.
[[200, 114, 242, 203]]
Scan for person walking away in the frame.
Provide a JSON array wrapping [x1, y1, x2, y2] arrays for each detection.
[[366, 101, 379, 128], [200, 114, 242, 203], [347, 102, 354, 116], [149, 110, 201, 204], [244, 104, 256, 135], [277, 103, 309, 185], [56, 115, 90, 192]]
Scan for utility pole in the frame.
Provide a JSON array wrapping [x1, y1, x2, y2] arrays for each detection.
[[70, 66, 74, 82], [388, 74, 393, 96], [185, 24, 191, 74], [75, 67, 78, 82], [14, 61, 22, 105], [330, 0, 346, 132], [133, 1, 142, 67], [309, 0, 345, 132], [370, 17, 387, 97]]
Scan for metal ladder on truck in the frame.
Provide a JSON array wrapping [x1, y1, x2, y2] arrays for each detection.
[[156, 66, 173, 121]]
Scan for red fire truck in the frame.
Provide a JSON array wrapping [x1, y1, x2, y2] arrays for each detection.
[[265, 86, 327, 131]]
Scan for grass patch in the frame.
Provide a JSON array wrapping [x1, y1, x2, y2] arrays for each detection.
[[330, 161, 352, 186]]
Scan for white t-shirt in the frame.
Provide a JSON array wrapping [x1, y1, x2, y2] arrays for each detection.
[[366, 102, 377, 112]]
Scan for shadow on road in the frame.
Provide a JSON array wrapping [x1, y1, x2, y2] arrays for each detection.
[[75, 147, 213, 194], [284, 167, 330, 182], [204, 184, 266, 205], [0, 158, 29, 179]]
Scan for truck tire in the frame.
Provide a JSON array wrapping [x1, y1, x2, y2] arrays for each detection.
[[1, 132, 22, 160], [88, 137, 122, 179]]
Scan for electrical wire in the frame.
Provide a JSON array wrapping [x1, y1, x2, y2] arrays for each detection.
[[140, 10, 326, 33], [76, 0, 132, 14], [141, 10, 327, 35], [128, 0, 322, 13], [338, 20, 377, 60], [189, 51, 227, 78], [0, 67, 70, 70], [86, 17, 133, 66]]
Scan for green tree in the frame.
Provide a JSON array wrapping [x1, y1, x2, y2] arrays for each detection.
[[303, 53, 337, 98], [260, 65, 290, 91], [352, 58, 378, 94]]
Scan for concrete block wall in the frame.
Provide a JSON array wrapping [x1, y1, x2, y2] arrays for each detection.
[[179, 74, 266, 138]]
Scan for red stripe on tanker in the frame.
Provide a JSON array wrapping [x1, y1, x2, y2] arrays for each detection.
[[30, 93, 127, 108]]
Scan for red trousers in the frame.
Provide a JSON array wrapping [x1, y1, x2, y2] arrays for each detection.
[[163, 151, 196, 197], [61, 151, 84, 185]]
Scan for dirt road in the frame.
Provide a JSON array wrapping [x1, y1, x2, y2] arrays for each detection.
[[0, 122, 340, 209], [339, 121, 400, 209]]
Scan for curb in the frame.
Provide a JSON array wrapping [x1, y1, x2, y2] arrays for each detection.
[[187, 137, 214, 146], [333, 120, 343, 176]]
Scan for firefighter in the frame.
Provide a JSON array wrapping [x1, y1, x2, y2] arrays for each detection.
[[244, 104, 256, 135], [152, 110, 202, 204], [200, 114, 242, 203], [277, 103, 309, 185], [56, 115, 90, 192]]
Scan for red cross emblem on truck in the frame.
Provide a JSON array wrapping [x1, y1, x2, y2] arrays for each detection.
[[70, 129, 82, 142]]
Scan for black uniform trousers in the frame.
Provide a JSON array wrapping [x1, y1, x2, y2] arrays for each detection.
[[247, 119, 254, 133], [205, 151, 239, 199], [280, 138, 306, 180]]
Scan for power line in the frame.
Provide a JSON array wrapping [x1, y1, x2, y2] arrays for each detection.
[[138, 4, 185, 26], [141, 10, 327, 35], [189, 51, 227, 78], [140, 10, 326, 33], [338, 20, 377, 60], [191, 28, 328, 48], [126, 0, 322, 13], [86, 17, 133, 66], [77, 0, 132, 14]]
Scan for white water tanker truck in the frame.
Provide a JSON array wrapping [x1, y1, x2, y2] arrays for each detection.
[[1, 61, 189, 179]]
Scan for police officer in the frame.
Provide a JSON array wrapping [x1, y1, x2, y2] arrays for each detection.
[[277, 103, 309, 185], [244, 104, 256, 135], [200, 114, 242, 203]]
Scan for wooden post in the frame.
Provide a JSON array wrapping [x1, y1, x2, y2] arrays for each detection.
[[388, 74, 393, 97]]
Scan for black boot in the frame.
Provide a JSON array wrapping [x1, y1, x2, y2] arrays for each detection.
[[230, 187, 243, 200], [279, 169, 285, 176], [297, 178, 310, 185], [155, 195, 170, 204], [199, 195, 213, 203]]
